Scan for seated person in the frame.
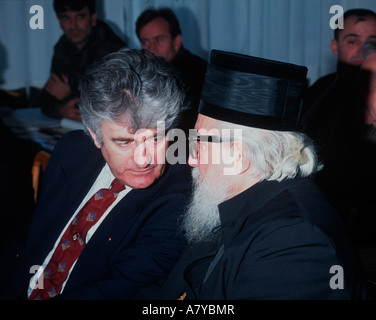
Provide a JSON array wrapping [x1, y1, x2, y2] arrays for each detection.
[[301, 8, 376, 142], [2, 48, 191, 300], [41, 0, 126, 121], [300, 8, 376, 230], [335, 41, 376, 245], [138, 50, 370, 300], [136, 7, 207, 133]]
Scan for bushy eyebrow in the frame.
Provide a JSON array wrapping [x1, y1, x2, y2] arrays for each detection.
[[111, 132, 159, 143], [342, 33, 376, 39], [342, 33, 363, 40]]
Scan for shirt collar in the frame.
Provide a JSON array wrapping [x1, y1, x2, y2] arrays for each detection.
[[92, 163, 129, 193]]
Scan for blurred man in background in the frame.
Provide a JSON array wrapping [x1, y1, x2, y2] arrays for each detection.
[[41, 0, 126, 121], [136, 7, 207, 133]]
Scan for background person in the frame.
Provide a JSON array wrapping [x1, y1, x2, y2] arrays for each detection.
[[301, 8, 376, 146], [40, 0, 126, 121], [136, 7, 207, 133], [300, 8, 376, 230]]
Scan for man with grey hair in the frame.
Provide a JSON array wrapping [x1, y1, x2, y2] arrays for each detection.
[[139, 50, 370, 299], [2, 48, 192, 300]]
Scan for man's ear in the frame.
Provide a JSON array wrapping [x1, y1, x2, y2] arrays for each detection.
[[87, 127, 101, 149], [173, 34, 182, 53], [330, 39, 338, 56], [91, 12, 98, 27], [235, 140, 251, 174], [223, 140, 249, 176]]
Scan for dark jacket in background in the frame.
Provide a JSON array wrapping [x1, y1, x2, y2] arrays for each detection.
[[300, 63, 364, 159], [300, 63, 376, 245], [171, 46, 207, 133], [41, 20, 126, 118]]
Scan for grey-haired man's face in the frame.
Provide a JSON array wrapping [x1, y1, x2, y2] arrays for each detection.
[[88, 121, 168, 189], [188, 114, 244, 180]]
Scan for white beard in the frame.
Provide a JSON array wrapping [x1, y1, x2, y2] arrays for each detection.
[[182, 167, 229, 244]]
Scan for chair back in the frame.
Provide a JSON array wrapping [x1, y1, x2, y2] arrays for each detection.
[[31, 150, 50, 202]]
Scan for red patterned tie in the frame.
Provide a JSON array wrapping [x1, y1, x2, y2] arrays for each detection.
[[29, 178, 125, 300]]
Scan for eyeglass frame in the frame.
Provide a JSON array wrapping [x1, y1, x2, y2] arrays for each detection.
[[187, 134, 228, 159]]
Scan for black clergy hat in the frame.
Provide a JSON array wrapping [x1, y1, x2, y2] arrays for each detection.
[[198, 50, 308, 131]]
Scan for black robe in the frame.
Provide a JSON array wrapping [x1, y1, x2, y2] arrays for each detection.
[[145, 176, 369, 300]]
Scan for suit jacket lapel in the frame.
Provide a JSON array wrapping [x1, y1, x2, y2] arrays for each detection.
[[64, 173, 168, 290], [28, 141, 106, 265]]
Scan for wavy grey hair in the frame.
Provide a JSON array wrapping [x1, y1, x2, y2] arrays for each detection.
[[220, 121, 320, 181], [79, 48, 186, 145]]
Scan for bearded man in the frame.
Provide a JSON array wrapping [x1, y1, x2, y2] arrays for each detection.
[[138, 50, 370, 300]]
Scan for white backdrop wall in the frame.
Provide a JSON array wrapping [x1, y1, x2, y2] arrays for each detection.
[[1, 0, 376, 91]]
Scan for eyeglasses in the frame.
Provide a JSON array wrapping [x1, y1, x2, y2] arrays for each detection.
[[188, 135, 223, 159]]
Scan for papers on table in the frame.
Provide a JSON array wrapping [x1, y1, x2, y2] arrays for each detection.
[[1, 107, 84, 151], [60, 118, 85, 130]]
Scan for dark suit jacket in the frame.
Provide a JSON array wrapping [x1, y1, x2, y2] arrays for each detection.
[[2, 130, 192, 300], [149, 177, 369, 300]]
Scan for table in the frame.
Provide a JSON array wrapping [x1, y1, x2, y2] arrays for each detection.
[[0, 107, 84, 151]]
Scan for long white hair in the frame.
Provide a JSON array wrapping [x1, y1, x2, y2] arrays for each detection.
[[222, 122, 321, 182]]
